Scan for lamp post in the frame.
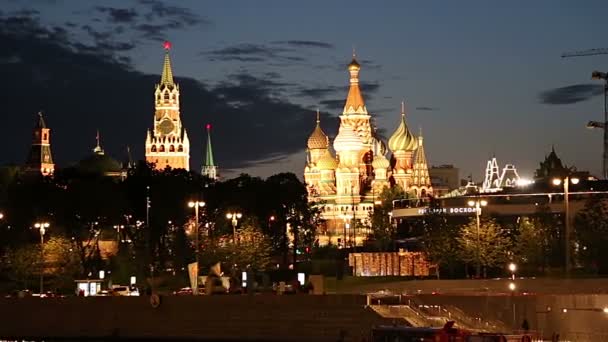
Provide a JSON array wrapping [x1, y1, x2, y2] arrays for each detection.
[[226, 212, 242, 243], [508, 262, 517, 281], [34, 222, 50, 295], [339, 214, 352, 249], [468, 199, 487, 278], [552, 176, 579, 277], [509, 281, 517, 329], [188, 201, 205, 295], [113, 225, 125, 243]]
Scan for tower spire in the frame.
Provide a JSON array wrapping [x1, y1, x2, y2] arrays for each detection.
[[343, 52, 367, 115], [93, 130, 104, 155], [201, 123, 218, 180], [401, 101, 405, 117], [160, 41, 174, 87], [25, 112, 54, 177]]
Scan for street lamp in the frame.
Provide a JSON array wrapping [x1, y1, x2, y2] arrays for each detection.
[[552, 176, 579, 277], [339, 214, 352, 249], [508, 262, 517, 280], [188, 201, 205, 295], [226, 212, 242, 243], [34, 222, 50, 295], [467, 199, 488, 278]]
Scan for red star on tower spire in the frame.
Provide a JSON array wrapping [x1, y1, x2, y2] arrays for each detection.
[[163, 41, 172, 50], [206, 124, 212, 130]]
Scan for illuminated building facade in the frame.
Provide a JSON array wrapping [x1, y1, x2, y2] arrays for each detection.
[[145, 42, 190, 170], [304, 56, 433, 246], [25, 112, 54, 177]]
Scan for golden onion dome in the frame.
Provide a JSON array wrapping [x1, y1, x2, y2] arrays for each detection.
[[317, 151, 338, 170], [372, 155, 390, 169], [348, 57, 361, 71], [333, 124, 363, 152], [388, 112, 417, 152], [307, 111, 329, 150]]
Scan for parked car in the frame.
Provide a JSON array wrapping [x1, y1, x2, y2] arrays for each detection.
[[173, 287, 193, 296], [111, 286, 131, 296]]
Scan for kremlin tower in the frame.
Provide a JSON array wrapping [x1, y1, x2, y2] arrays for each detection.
[[201, 124, 218, 180], [304, 56, 433, 247], [25, 112, 54, 177], [145, 41, 190, 170]]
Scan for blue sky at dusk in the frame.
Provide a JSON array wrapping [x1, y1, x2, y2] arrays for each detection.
[[2, 0, 607, 181]]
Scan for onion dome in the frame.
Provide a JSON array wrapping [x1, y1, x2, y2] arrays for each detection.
[[388, 103, 417, 152], [307, 110, 329, 149], [348, 56, 360, 71], [333, 124, 363, 152], [372, 155, 390, 169], [317, 150, 338, 170]]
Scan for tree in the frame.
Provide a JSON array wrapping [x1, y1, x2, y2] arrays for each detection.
[[575, 196, 608, 274], [513, 217, 544, 274], [5, 244, 39, 289], [419, 212, 461, 278], [368, 185, 405, 250], [43, 236, 80, 292], [457, 217, 510, 278], [531, 204, 563, 272]]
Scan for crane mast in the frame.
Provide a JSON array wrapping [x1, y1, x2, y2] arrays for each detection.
[[562, 48, 608, 179]]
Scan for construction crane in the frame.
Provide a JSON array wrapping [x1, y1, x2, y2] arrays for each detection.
[[562, 48, 608, 179], [561, 48, 608, 58]]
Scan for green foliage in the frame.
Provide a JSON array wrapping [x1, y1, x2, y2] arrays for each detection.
[[368, 185, 405, 250], [513, 217, 544, 273], [5, 244, 39, 289], [575, 196, 608, 274], [43, 236, 81, 291], [199, 222, 272, 275], [457, 217, 510, 278], [419, 213, 461, 278]]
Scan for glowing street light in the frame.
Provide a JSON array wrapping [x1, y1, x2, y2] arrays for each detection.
[[339, 214, 352, 249], [508, 262, 517, 280], [188, 201, 205, 295], [226, 212, 243, 243], [552, 176, 579, 276], [508, 282, 516, 292], [467, 199, 487, 278], [34, 222, 50, 295], [0, 212, 4, 220]]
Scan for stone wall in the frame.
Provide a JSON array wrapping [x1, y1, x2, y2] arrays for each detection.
[[0, 294, 402, 341]]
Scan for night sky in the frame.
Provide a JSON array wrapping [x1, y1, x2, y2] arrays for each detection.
[[1, 0, 607, 181]]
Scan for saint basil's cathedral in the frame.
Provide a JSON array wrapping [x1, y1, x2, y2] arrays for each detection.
[[304, 56, 433, 247]]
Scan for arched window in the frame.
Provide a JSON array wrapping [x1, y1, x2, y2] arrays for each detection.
[[164, 91, 170, 100], [159, 145, 165, 152], [151, 145, 157, 152], [178, 145, 183, 152], [421, 189, 427, 197], [169, 145, 175, 152]]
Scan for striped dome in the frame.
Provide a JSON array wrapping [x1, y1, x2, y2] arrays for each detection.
[[388, 113, 417, 152], [372, 155, 390, 169]]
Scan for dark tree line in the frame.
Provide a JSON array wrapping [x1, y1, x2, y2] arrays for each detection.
[[0, 162, 318, 292]]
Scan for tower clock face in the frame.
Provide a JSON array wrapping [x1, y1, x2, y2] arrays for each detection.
[[158, 118, 175, 135]]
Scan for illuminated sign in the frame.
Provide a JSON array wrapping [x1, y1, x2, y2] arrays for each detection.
[[417, 207, 478, 215]]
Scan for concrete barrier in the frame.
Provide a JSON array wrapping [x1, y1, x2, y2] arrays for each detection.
[[0, 295, 401, 341]]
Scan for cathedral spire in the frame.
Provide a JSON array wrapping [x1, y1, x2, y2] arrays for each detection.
[[201, 124, 218, 180], [343, 53, 367, 115], [93, 130, 104, 155], [160, 41, 174, 87]]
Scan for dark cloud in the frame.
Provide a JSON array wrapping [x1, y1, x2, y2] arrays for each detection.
[[320, 99, 344, 110], [204, 43, 297, 63], [539, 84, 603, 105], [0, 13, 335, 172], [297, 85, 342, 98], [272, 40, 334, 49], [95, 7, 138, 23], [415, 106, 439, 111], [138, 0, 204, 26]]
